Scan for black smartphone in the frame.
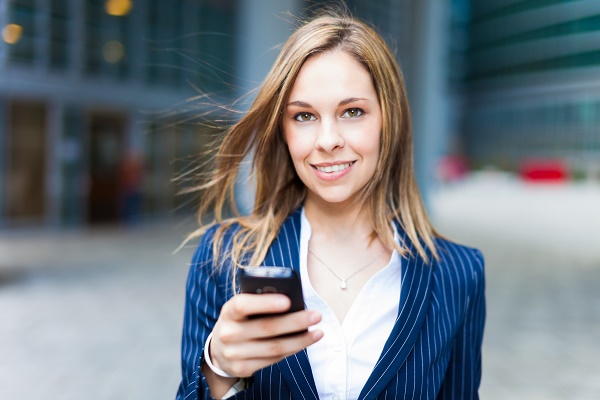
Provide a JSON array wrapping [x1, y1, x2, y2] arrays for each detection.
[[239, 267, 305, 314]]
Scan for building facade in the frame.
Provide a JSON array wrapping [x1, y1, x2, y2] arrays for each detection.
[[462, 0, 600, 176], [1, 0, 451, 228], [0, 0, 238, 227]]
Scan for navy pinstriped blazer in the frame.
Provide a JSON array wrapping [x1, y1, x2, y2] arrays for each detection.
[[176, 208, 485, 399]]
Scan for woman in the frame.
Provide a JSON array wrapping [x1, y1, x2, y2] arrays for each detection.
[[176, 12, 485, 400]]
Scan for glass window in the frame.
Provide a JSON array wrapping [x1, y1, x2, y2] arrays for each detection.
[[472, 0, 578, 23], [145, 0, 238, 92], [7, 0, 37, 65], [145, 0, 183, 87], [84, 0, 131, 79], [50, 0, 70, 69]]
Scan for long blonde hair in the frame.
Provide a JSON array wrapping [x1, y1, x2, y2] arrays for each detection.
[[189, 11, 439, 271]]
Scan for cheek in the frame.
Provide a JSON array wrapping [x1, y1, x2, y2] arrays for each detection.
[[284, 131, 312, 162], [363, 133, 381, 153], [347, 126, 381, 158], [287, 143, 310, 169], [366, 119, 383, 159]]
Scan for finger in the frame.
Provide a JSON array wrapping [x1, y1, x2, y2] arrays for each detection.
[[222, 329, 324, 361], [216, 329, 324, 377], [222, 294, 291, 320], [246, 310, 321, 338], [217, 309, 320, 346]]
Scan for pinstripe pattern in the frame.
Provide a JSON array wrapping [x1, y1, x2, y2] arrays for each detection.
[[176, 209, 485, 399]]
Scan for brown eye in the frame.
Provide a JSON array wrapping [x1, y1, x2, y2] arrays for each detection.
[[342, 108, 363, 118], [294, 112, 315, 122]]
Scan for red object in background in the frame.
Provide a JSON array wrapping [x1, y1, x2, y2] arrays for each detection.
[[437, 155, 468, 182], [520, 159, 569, 182]]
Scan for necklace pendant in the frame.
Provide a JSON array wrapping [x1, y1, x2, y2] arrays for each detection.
[[340, 279, 347, 290]]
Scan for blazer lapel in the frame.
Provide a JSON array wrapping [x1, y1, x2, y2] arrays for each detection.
[[358, 224, 434, 399], [277, 351, 320, 400], [263, 209, 319, 400]]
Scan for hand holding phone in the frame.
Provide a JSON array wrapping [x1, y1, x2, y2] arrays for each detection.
[[205, 267, 321, 381]]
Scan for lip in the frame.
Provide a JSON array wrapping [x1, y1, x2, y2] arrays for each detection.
[[310, 160, 356, 181]]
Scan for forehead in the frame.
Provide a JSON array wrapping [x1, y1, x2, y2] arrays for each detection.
[[288, 50, 376, 100]]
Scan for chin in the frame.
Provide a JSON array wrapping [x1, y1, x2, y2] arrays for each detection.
[[309, 190, 358, 205]]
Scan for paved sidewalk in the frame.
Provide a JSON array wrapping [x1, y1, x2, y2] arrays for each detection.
[[0, 222, 197, 400], [431, 174, 600, 400], [1, 175, 599, 399]]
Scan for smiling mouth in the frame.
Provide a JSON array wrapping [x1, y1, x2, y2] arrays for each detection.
[[313, 161, 355, 173]]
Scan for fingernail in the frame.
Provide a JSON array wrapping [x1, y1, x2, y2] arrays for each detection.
[[312, 330, 324, 341], [308, 311, 321, 324], [274, 296, 290, 308]]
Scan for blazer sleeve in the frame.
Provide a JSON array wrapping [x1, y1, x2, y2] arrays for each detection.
[[437, 248, 486, 400], [176, 226, 234, 400]]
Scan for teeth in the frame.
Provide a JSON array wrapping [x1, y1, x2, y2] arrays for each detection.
[[315, 162, 352, 173]]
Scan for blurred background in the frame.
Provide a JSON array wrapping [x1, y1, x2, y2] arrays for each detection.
[[0, 0, 599, 399]]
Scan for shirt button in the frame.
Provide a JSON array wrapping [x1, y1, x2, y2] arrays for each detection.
[[334, 346, 342, 352]]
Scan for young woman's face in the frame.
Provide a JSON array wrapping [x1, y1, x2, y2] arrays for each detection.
[[282, 50, 382, 207]]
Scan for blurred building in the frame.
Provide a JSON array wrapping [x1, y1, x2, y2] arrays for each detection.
[[461, 0, 600, 178], [0, 0, 452, 227], [0, 0, 237, 227]]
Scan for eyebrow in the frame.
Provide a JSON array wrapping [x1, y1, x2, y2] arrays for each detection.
[[286, 97, 368, 108], [287, 100, 312, 108], [339, 97, 367, 106]]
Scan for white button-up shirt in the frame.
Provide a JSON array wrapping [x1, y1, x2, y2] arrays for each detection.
[[300, 210, 402, 400]]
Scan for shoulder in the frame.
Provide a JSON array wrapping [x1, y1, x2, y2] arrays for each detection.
[[186, 222, 243, 300], [435, 238, 484, 269], [190, 222, 242, 272], [432, 237, 485, 292]]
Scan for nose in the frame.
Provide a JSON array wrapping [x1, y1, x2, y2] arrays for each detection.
[[315, 119, 344, 152]]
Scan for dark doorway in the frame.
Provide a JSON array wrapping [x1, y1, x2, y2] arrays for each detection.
[[87, 112, 126, 224], [6, 101, 47, 224]]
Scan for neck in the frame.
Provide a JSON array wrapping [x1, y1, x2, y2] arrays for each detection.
[[303, 196, 374, 241]]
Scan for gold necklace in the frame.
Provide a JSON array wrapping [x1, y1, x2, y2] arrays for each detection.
[[308, 246, 386, 290]]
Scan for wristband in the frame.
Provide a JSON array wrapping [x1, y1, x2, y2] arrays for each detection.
[[204, 332, 237, 379]]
